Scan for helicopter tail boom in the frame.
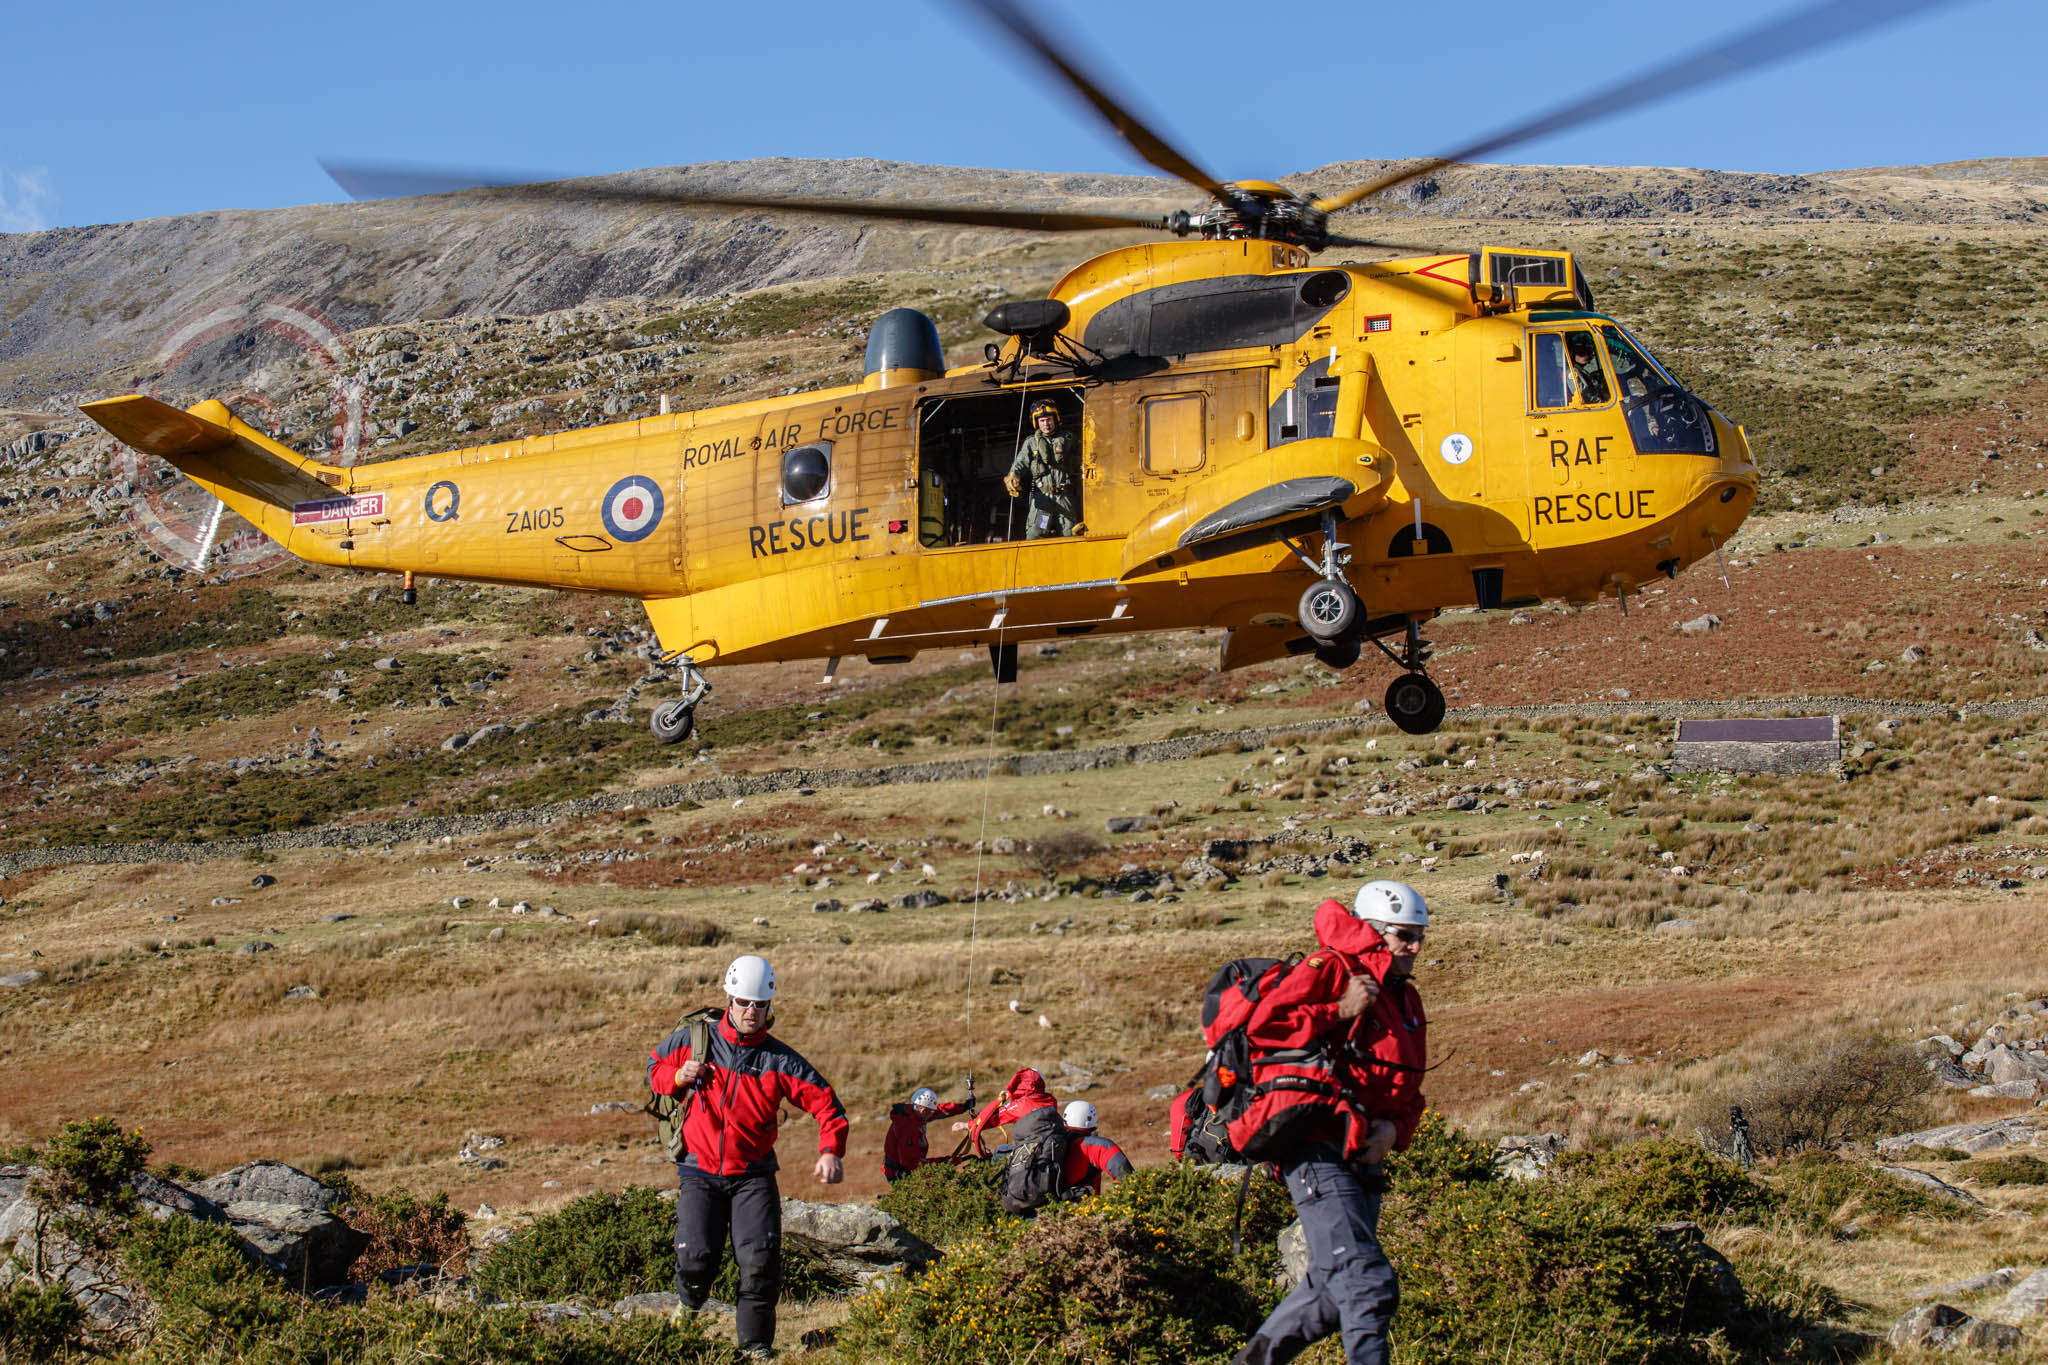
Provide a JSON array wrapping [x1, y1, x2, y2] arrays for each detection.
[[79, 394, 354, 566]]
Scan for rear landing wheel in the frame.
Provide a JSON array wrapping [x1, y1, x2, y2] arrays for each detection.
[[1384, 674, 1445, 735], [650, 700, 696, 744]]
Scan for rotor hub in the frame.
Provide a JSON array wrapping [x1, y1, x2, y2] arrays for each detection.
[[1171, 184, 1331, 250]]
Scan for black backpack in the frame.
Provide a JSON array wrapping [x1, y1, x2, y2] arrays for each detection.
[[998, 1104, 1070, 1214], [1177, 956, 1300, 1165]]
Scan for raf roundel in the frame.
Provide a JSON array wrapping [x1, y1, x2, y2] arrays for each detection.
[[601, 475, 665, 543]]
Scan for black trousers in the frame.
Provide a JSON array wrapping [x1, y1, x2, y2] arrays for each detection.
[[1234, 1159, 1398, 1365], [674, 1167, 782, 1349]]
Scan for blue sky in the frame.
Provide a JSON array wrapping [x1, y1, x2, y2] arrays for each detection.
[[3, 0, 2038, 232]]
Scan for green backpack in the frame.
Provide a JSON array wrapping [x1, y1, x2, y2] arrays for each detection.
[[646, 1007, 722, 1162]]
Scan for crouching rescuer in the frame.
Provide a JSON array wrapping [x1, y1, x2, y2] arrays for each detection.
[[1231, 880, 1430, 1365], [647, 954, 847, 1359]]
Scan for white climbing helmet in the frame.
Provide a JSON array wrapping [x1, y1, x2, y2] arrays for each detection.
[[1353, 880, 1429, 927], [723, 954, 776, 1001], [909, 1087, 940, 1111], [1062, 1101, 1098, 1131]]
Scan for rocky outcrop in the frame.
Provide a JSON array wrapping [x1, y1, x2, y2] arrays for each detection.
[[779, 1196, 936, 1284], [0, 1160, 367, 1347], [1887, 1303, 2025, 1353], [1988, 1268, 2048, 1324], [1880, 1116, 2044, 1157]]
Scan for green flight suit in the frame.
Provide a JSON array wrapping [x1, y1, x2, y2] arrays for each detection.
[[1009, 431, 1080, 539]]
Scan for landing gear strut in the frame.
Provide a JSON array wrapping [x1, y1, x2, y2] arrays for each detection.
[[1373, 620, 1444, 735], [650, 655, 711, 744]]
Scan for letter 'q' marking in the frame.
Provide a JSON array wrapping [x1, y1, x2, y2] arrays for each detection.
[[425, 480, 461, 522]]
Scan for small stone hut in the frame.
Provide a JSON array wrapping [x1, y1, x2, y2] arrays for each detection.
[[1670, 716, 1840, 775]]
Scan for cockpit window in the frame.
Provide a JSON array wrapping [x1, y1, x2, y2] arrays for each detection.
[[1599, 326, 1673, 403], [1599, 324, 1716, 456], [1530, 330, 1611, 411]]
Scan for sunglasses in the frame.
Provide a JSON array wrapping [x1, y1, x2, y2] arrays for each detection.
[[732, 998, 771, 1011], [1382, 927, 1426, 945]]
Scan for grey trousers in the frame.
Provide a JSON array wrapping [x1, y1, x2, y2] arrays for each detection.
[[1233, 1159, 1398, 1365], [674, 1167, 781, 1349]]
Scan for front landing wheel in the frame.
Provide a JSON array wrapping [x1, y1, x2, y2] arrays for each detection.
[[1384, 674, 1446, 735], [650, 700, 696, 744], [1299, 579, 1361, 645]]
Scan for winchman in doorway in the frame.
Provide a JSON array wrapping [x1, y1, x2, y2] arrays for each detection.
[[1004, 399, 1083, 539]]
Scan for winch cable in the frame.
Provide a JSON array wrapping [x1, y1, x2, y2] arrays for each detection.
[[964, 387, 1036, 1111]]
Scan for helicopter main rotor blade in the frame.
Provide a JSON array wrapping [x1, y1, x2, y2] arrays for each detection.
[[320, 160, 543, 200], [1323, 232, 1446, 254], [1314, 0, 1967, 213], [320, 161, 1172, 233], [953, 0, 1231, 200]]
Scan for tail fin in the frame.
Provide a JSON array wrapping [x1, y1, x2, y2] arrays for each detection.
[[80, 395, 353, 563]]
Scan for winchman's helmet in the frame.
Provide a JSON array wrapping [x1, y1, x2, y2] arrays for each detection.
[[723, 954, 776, 1000], [1030, 399, 1060, 424], [1352, 880, 1429, 927]]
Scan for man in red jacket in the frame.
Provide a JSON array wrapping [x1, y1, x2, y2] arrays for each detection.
[[1230, 880, 1430, 1365], [883, 1087, 969, 1183], [953, 1066, 1057, 1154], [1058, 1101, 1133, 1198], [647, 954, 847, 1360]]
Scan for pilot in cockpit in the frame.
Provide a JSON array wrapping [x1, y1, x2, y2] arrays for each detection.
[[1566, 333, 1610, 406]]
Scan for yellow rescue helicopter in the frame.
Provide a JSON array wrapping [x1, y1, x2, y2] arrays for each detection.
[[79, 0, 1950, 740]]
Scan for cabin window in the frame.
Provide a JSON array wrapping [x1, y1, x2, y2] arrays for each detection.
[[781, 443, 832, 504], [916, 387, 1085, 547], [1529, 330, 1611, 412], [1143, 394, 1205, 474]]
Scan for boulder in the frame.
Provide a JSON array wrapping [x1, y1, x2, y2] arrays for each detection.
[[1278, 1219, 1308, 1288], [1886, 1303, 2024, 1353], [778, 1197, 935, 1282], [1874, 1164, 1984, 1210], [132, 1171, 226, 1224], [223, 1200, 369, 1287], [1652, 1221, 1744, 1307], [1984, 1046, 2048, 1087], [1927, 1054, 1982, 1089], [614, 1290, 682, 1317], [1105, 816, 1156, 834], [1878, 1117, 2042, 1156], [1988, 1267, 2048, 1323], [1494, 1133, 1567, 1181], [1971, 1079, 2041, 1100], [1915, 1268, 2020, 1303], [195, 1161, 339, 1213], [0, 1167, 233, 1345], [0, 1194, 150, 1343]]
